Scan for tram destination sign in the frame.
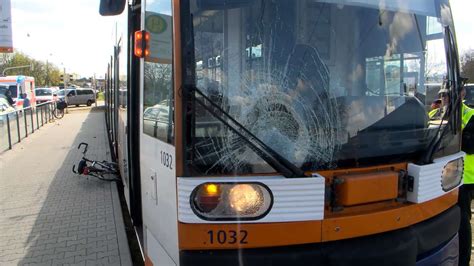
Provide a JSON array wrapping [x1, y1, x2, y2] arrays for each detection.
[[0, 0, 12, 53], [145, 11, 172, 64]]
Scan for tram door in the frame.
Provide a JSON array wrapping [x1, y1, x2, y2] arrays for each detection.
[[139, 0, 179, 264]]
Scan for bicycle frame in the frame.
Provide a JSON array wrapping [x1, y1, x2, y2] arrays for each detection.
[[72, 142, 119, 181]]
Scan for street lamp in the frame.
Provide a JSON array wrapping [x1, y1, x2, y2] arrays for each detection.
[[2, 63, 34, 76], [46, 53, 53, 86]]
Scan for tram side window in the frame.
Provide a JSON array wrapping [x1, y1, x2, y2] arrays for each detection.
[[143, 0, 174, 144]]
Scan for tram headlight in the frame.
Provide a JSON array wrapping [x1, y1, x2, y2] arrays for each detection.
[[191, 183, 273, 220], [441, 158, 463, 192]]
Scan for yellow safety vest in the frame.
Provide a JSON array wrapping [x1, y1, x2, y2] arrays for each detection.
[[428, 104, 474, 184], [428, 108, 442, 119], [462, 104, 474, 184]]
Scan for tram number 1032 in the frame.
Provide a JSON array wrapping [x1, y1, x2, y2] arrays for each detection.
[[207, 230, 249, 245], [160, 151, 173, 170]]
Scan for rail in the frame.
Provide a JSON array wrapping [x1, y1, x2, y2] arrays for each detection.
[[0, 101, 61, 153]]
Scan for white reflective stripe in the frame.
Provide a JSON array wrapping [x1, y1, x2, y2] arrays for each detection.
[[407, 152, 465, 203], [177, 175, 325, 224]]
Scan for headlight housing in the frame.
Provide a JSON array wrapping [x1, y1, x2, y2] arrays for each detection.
[[441, 158, 463, 192], [191, 183, 273, 221]]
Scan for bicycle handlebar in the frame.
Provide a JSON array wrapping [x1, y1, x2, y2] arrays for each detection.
[[78, 142, 88, 154], [72, 164, 78, 174]]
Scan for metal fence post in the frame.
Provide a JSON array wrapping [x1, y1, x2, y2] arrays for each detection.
[[41, 105, 44, 126], [36, 106, 39, 129], [24, 108, 28, 138], [48, 103, 52, 121], [6, 113, 12, 150], [16, 110, 21, 143], [31, 108, 35, 133]]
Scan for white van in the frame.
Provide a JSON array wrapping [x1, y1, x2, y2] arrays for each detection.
[[65, 88, 96, 106]]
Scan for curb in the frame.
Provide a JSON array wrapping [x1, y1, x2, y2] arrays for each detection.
[[111, 182, 133, 266]]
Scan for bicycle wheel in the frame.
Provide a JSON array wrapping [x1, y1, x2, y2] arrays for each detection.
[[56, 108, 65, 119], [89, 167, 120, 181], [100, 161, 118, 170], [52, 104, 65, 119]]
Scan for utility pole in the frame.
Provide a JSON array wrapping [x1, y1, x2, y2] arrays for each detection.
[[63, 67, 68, 88], [93, 73, 97, 107], [63, 67, 69, 114], [46, 60, 49, 86]]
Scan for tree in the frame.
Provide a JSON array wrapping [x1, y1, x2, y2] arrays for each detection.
[[0, 52, 62, 86], [144, 62, 172, 107], [461, 49, 474, 82]]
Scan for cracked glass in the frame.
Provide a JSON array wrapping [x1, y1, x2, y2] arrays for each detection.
[[186, 0, 459, 176]]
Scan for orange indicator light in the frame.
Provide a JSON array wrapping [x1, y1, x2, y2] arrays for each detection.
[[205, 184, 219, 196]]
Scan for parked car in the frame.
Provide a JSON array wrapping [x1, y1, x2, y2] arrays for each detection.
[[56, 89, 69, 101], [143, 104, 172, 140], [63, 88, 96, 107], [35, 88, 56, 104]]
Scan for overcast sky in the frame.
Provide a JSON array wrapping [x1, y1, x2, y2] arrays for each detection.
[[9, 0, 474, 78]]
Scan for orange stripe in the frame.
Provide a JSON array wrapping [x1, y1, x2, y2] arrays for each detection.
[[179, 221, 322, 250], [322, 189, 458, 241], [315, 162, 408, 181], [178, 190, 457, 250], [145, 254, 154, 266]]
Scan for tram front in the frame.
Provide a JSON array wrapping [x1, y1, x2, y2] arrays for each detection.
[[179, 0, 462, 265], [99, 0, 464, 265]]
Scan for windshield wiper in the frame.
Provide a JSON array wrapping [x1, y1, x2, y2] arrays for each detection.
[[191, 87, 306, 178], [420, 26, 462, 164]]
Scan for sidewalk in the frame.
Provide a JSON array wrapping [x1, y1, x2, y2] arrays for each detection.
[[0, 106, 132, 266]]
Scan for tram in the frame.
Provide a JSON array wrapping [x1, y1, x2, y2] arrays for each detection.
[[100, 0, 464, 265]]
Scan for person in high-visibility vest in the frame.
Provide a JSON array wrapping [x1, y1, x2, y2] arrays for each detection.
[[458, 86, 474, 266], [428, 87, 450, 120], [428, 86, 474, 265]]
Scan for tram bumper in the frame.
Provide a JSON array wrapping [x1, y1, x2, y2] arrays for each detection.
[[180, 205, 459, 266]]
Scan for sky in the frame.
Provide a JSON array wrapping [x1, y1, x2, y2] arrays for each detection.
[[10, 0, 125, 78], [8, 0, 474, 78]]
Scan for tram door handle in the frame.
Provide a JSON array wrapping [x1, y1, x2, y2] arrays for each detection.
[[150, 171, 158, 205]]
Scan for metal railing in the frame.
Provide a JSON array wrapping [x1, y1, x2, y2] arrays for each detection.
[[0, 101, 59, 153]]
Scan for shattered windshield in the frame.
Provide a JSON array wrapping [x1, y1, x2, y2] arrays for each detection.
[[187, 0, 459, 175]]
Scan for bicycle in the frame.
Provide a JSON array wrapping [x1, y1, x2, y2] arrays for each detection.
[[72, 142, 120, 181], [52, 100, 66, 119]]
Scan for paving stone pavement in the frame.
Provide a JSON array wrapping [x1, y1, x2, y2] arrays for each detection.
[[0, 106, 132, 266]]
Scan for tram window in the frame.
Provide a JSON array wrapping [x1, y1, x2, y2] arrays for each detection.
[[143, 0, 174, 144]]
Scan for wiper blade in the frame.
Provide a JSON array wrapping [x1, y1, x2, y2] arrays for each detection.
[[420, 26, 462, 164], [420, 95, 460, 164], [192, 87, 306, 178]]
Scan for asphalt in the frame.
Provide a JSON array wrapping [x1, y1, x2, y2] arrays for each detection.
[[0, 105, 132, 265]]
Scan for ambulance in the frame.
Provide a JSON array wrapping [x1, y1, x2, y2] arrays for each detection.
[[0, 76, 36, 109]]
